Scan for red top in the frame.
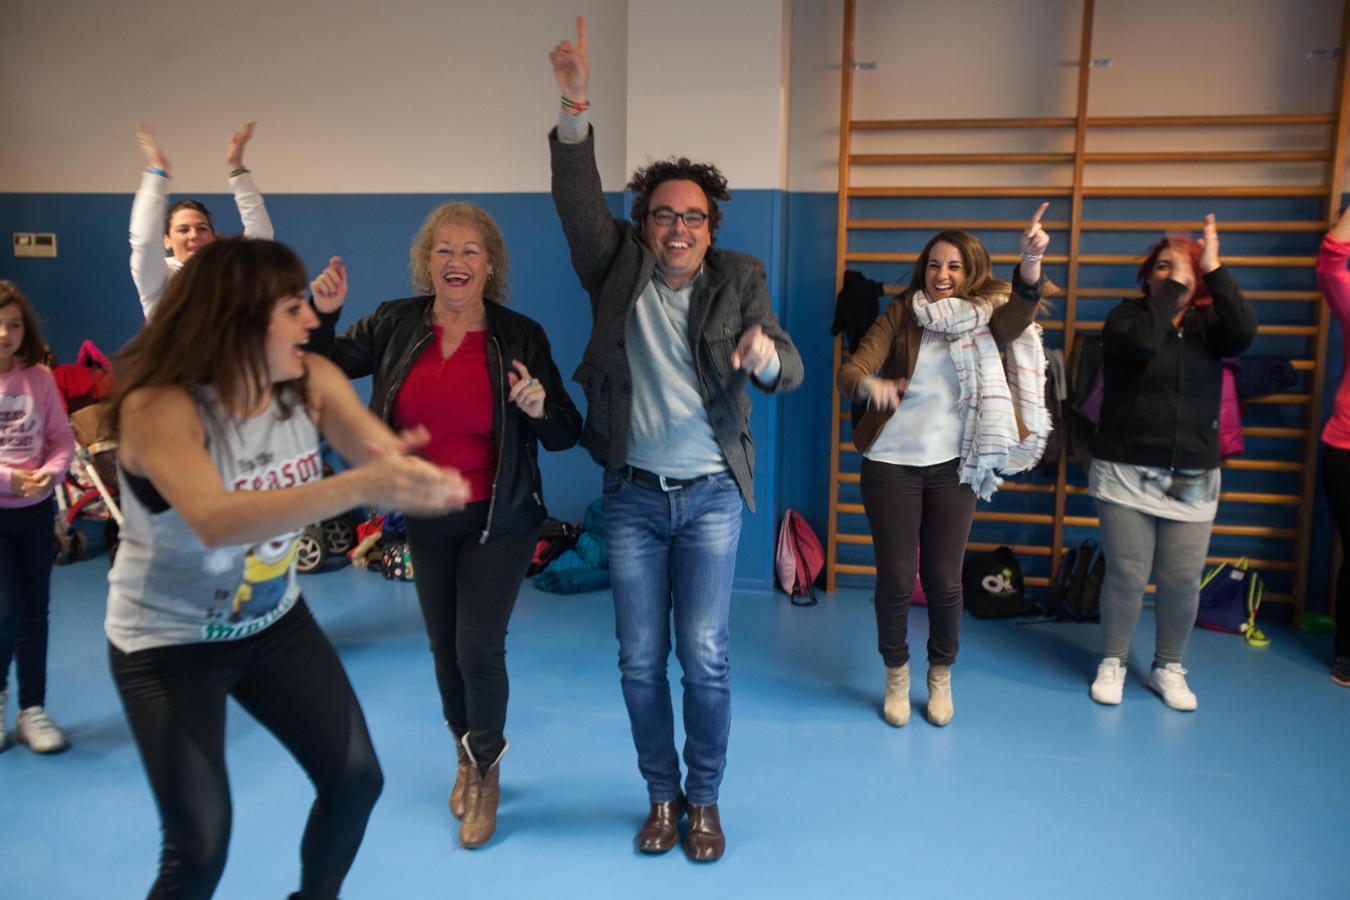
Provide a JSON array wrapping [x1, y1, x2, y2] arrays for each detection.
[[392, 329, 497, 502], [1315, 236, 1350, 450]]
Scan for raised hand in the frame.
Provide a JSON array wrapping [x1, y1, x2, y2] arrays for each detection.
[[507, 359, 547, 419], [549, 15, 590, 107], [226, 122, 256, 170], [731, 324, 776, 376], [137, 124, 170, 173], [310, 256, 348, 314], [1018, 202, 1050, 284], [1196, 213, 1220, 273]]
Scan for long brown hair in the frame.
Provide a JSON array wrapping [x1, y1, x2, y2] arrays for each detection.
[[901, 229, 1010, 308], [107, 238, 308, 437], [0, 281, 49, 369]]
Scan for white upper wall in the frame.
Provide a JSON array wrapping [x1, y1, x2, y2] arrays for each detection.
[[0, 0, 792, 194], [0, 0, 632, 193], [787, 0, 1345, 192], [625, 0, 789, 189]]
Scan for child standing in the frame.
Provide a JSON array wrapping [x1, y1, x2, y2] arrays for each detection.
[[0, 281, 75, 752]]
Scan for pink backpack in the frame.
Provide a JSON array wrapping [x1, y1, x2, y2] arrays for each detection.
[[776, 509, 824, 606]]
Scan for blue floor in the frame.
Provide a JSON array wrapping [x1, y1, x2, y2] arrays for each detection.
[[2, 554, 1348, 899]]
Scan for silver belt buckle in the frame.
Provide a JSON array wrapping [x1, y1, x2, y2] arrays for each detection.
[[658, 473, 676, 492]]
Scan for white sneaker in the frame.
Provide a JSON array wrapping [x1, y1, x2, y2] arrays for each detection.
[[15, 706, 68, 753], [1148, 663, 1198, 712], [1090, 658, 1126, 705]]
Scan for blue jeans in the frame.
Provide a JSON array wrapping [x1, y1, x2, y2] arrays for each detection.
[[603, 468, 743, 806]]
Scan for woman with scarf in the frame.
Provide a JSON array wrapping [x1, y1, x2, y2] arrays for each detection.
[[838, 204, 1052, 728], [1088, 216, 1256, 710]]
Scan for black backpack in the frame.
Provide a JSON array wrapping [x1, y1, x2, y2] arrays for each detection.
[[963, 547, 1040, 618], [1046, 539, 1105, 622]]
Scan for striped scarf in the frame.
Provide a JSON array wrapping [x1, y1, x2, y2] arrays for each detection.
[[911, 290, 1051, 500]]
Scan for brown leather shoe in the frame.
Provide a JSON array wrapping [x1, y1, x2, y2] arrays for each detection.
[[683, 803, 725, 862], [449, 734, 471, 819], [636, 796, 686, 854], [459, 735, 507, 849]]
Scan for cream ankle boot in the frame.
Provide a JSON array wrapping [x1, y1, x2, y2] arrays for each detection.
[[883, 664, 910, 726], [927, 665, 954, 726]]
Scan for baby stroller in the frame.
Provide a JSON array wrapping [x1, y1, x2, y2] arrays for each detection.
[[54, 402, 123, 564]]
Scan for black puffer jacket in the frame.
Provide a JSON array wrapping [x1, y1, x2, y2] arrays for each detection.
[[309, 298, 582, 539], [1093, 266, 1257, 470]]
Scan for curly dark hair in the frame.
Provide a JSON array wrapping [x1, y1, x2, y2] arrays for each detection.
[[627, 158, 731, 242]]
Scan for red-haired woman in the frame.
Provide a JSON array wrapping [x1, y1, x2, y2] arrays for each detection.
[[1088, 216, 1256, 710], [838, 205, 1052, 728], [1315, 205, 1350, 686]]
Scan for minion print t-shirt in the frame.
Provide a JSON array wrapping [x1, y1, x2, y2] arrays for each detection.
[[105, 387, 322, 653]]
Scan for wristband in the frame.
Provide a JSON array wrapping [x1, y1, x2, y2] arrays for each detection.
[[228, 166, 250, 177], [146, 166, 168, 178], [560, 95, 590, 112], [1020, 253, 1043, 263]]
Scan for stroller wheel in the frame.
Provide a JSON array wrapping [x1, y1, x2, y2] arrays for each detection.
[[295, 525, 327, 574], [67, 530, 86, 563], [322, 515, 357, 555]]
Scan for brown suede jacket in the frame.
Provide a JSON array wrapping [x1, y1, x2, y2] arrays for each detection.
[[837, 272, 1042, 454]]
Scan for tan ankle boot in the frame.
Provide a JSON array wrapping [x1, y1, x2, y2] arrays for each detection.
[[883, 664, 910, 726], [460, 735, 508, 849], [927, 665, 953, 726], [450, 731, 471, 819]]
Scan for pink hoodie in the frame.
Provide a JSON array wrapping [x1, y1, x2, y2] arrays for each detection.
[[0, 363, 76, 507]]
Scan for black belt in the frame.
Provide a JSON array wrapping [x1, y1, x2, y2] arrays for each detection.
[[617, 465, 707, 491]]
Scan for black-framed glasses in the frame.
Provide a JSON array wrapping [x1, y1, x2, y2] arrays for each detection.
[[648, 207, 708, 228]]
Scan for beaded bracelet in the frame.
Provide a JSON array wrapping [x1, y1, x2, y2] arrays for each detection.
[[560, 95, 590, 112], [1020, 253, 1043, 263]]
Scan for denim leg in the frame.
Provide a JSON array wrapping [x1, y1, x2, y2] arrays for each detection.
[[670, 474, 742, 806], [604, 471, 680, 803]]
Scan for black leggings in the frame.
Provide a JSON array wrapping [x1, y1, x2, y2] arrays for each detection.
[[109, 600, 382, 900], [859, 457, 977, 668], [404, 500, 536, 770], [0, 497, 55, 708], [1323, 443, 1350, 658]]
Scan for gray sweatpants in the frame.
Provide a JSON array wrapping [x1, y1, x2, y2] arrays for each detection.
[[1095, 499, 1213, 665]]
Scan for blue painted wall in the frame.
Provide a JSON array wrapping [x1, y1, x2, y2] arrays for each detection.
[[2, 188, 1343, 606], [0, 188, 789, 590]]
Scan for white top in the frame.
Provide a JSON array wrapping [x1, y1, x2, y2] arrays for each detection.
[[864, 329, 963, 466], [1088, 459, 1220, 523], [128, 169, 274, 319]]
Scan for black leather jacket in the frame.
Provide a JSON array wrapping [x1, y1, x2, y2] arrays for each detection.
[[309, 298, 582, 539]]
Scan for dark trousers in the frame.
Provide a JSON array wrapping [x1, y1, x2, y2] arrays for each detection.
[[404, 500, 536, 769], [0, 497, 55, 708], [1323, 443, 1350, 658], [109, 601, 382, 900], [859, 458, 977, 668]]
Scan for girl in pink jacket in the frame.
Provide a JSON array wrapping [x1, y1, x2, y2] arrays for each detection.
[[0, 281, 76, 751]]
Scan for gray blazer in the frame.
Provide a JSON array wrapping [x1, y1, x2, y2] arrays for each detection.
[[549, 127, 803, 512]]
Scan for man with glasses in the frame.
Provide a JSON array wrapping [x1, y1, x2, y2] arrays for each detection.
[[546, 17, 802, 863]]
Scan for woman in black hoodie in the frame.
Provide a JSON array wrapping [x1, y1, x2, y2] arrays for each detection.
[[1086, 215, 1256, 711]]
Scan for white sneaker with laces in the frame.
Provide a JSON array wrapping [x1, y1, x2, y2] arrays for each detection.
[[1148, 663, 1198, 711], [15, 706, 68, 753], [1090, 658, 1126, 705]]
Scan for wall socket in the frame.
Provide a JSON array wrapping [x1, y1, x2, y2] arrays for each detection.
[[12, 233, 57, 258]]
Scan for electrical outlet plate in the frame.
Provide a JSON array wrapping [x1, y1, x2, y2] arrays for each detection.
[[11, 232, 56, 258]]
